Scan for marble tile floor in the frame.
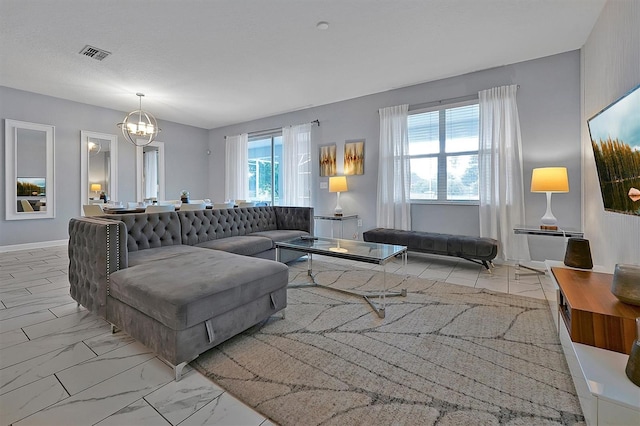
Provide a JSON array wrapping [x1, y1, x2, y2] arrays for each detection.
[[0, 244, 552, 425], [0, 246, 274, 426]]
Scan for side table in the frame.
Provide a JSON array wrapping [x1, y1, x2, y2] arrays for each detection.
[[513, 226, 583, 279], [314, 214, 358, 239]]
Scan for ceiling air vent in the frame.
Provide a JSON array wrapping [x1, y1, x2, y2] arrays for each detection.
[[79, 45, 111, 61]]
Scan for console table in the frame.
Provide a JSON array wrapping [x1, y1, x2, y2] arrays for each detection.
[[314, 214, 358, 239], [512, 226, 583, 279], [548, 263, 640, 425], [552, 267, 640, 355]]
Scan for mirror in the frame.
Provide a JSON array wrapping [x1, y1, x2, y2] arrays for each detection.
[[5, 119, 55, 220], [80, 131, 118, 213], [136, 141, 165, 202]]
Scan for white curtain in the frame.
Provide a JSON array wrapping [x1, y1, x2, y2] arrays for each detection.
[[478, 85, 530, 261], [143, 150, 157, 199], [282, 123, 312, 206], [377, 104, 411, 230], [225, 133, 249, 201]]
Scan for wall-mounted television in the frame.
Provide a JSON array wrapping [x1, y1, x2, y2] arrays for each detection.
[[587, 84, 640, 216], [17, 177, 46, 197]]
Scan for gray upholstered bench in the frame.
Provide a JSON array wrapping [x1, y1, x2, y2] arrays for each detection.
[[363, 228, 498, 270]]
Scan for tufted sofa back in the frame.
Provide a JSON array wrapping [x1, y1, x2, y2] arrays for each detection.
[[179, 207, 278, 245], [273, 206, 313, 234], [105, 211, 183, 252], [105, 206, 313, 250]]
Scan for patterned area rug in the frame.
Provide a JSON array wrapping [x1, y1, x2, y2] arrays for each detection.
[[193, 262, 584, 425]]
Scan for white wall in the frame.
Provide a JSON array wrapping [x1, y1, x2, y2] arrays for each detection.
[[582, 0, 640, 269], [209, 51, 582, 261], [1, 87, 210, 247]]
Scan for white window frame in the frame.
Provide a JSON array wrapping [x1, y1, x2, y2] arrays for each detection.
[[248, 130, 282, 205], [408, 99, 479, 205]]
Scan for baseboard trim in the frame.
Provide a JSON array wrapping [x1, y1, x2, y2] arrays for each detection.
[[0, 239, 68, 253]]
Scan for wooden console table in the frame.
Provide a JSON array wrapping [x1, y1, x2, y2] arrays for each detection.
[[552, 267, 640, 355]]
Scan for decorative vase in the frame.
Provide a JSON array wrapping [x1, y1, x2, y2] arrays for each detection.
[[611, 264, 640, 306], [626, 318, 640, 387], [563, 238, 593, 269]]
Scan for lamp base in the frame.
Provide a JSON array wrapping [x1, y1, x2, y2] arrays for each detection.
[[539, 192, 559, 230], [334, 191, 343, 216]]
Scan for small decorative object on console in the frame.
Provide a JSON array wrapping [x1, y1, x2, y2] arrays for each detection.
[[611, 263, 640, 306], [625, 317, 640, 387], [180, 189, 190, 204], [563, 237, 593, 269]]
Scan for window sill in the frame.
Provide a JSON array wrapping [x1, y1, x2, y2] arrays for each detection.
[[410, 200, 479, 206]]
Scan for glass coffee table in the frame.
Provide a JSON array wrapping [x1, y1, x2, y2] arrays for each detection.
[[275, 236, 407, 318]]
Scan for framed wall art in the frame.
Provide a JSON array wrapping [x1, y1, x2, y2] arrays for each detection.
[[344, 139, 364, 175], [319, 143, 337, 177]]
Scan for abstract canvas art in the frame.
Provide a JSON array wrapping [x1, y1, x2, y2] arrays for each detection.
[[344, 140, 364, 175], [319, 143, 337, 177]]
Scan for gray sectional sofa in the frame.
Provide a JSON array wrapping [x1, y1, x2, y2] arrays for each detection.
[[68, 206, 313, 380]]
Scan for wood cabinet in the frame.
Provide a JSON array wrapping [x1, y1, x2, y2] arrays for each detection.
[[552, 267, 640, 354]]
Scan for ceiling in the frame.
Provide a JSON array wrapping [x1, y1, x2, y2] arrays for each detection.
[[0, 0, 606, 130]]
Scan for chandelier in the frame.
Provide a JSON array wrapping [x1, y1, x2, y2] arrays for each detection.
[[117, 93, 160, 146], [87, 138, 101, 156]]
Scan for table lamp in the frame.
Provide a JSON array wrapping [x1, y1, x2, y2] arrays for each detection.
[[329, 176, 348, 216], [531, 167, 568, 230], [90, 183, 102, 199]]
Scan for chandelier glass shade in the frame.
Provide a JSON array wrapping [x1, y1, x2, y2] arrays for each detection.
[[87, 139, 101, 156], [117, 93, 160, 146]]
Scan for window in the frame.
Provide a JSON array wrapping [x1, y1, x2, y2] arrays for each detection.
[[248, 132, 282, 205], [408, 102, 479, 202]]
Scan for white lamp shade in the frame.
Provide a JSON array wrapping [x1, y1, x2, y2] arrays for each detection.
[[531, 167, 569, 193]]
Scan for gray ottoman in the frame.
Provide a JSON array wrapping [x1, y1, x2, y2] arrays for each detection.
[[107, 249, 288, 379]]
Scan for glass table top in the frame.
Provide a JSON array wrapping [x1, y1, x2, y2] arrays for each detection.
[[276, 236, 406, 265], [513, 226, 584, 238], [313, 214, 358, 221]]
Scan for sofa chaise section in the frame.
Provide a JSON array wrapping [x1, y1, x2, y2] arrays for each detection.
[[68, 206, 313, 380], [107, 250, 287, 377]]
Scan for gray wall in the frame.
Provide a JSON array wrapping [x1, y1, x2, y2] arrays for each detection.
[[1, 86, 210, 247], [209, 51, 582, 261], [582, 0, 640, 269]]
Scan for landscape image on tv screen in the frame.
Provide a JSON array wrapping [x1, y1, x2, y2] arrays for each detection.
[[587, 84, 640, 216], [17, 177, 46, 197]]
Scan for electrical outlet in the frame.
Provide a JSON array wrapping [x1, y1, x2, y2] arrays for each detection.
[[357, 219, 362, 227]]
